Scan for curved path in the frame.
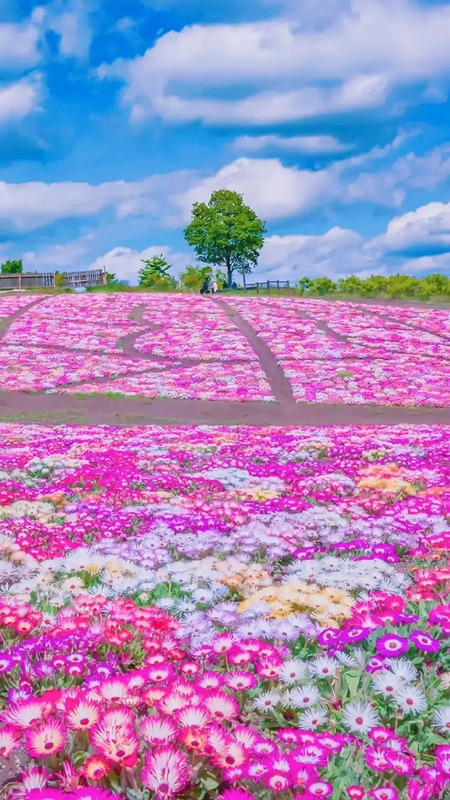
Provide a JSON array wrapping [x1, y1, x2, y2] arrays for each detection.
[[212, 297, 295, 404]]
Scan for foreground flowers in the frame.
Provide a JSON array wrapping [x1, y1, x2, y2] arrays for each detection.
[[0, 423, 448, 800]]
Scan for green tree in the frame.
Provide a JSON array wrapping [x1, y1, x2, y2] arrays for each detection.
[[1, 259, 23, 274], [417, 273, 450, 298], [385, 275, 420, 298], [138, 255, 178, 290], [337, 276, 365, 295], [107, 272, 121, 286], [298, 277, 312, 294], [359, 275, 389, 297], [184, 189, 266, 288], [309, 277, 337, 295], [180, 264, 212, 292]]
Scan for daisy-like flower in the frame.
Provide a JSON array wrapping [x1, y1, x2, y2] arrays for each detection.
[[253, 690, 282, 712], [409, 630, 440, 653], [372, 672, 402, 697], [393, 686, 427, 716], [278, 659, 308, 684], [141, 716, 178, 745], [309, 656, 339, 679], [0, 726, 21, 757], [432, 706, 450, 734], [369, 785, 398, 800], [83, 756, 111, 781], [223, 671, 257, 691], [376, 634, 409, 657], [386, 658, 418, 684], [342, 701, 379, 735], [298, 708, 329, 730], [141, 746, 191, 798], [65, 699, 100, 730], [177, 705, 210, 730], [307, 780, 333, 797], [290, 685, 322, 709], [25, 717, 68, 758], [204, 691, 239, 721]]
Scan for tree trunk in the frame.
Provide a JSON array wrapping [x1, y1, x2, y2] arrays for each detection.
[[226, 257, 232, 288]]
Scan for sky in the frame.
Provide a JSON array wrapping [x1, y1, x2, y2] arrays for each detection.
[[2, 0, 450, 284]]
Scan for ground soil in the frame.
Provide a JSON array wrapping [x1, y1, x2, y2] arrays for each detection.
[[0, 294, 448, 427]]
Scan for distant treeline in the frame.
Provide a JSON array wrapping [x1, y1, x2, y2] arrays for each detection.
[[296, 273, 450, 300]]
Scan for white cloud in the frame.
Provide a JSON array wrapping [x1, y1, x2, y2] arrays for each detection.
[[345, 144, 450, 207], [176, 157, 340, 221], [102, 0, 450, 125], [0, 75, 42, 125], [22, 234, 95, 271], [373, 202, 450, 253], [41, 0, 93, 58], [0, 171, 190, 231], [129, 75, 390, 125], [87, 245, 191, 284], [234, 134, 353, 155], [258, 226, 377, 280], [0, 20, 40, 66]]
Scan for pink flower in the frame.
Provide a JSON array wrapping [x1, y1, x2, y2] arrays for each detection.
[[24, 718, 67, 759], [141, 746, 191, 798], [369, 785, 398, 800], [346, 788, 365, 800]]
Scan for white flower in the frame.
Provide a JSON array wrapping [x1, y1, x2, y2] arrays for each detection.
[[297, 708, 328, 730], [342, 701, 379, 734], [253, 691, 282, 712], [289, 685, 321, 709], [279, 659, 308, 684], [372, 671, 402, 697], [386, 658, 419, 684], [393, 686, 427, 716], [432, 707, 450, 734], [309, 656, 339, 679]]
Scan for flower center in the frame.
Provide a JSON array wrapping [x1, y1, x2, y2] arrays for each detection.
[[355, 717, 363, 725], [44, 742, 54, 750]]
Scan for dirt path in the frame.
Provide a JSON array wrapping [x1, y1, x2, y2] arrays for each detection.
[[297, 309, 350, 344], [212, 298, 295, 404], [0, 390, 449, 426]]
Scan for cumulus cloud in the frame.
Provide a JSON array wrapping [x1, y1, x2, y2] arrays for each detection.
[[101, 0, 450, 125], [0, 171, 190, 231], [345, 144, 450, 207], [234, 134, 353, 155], [372, 202, 450, 255], [87, 245, 191, 284], [258, 227, 377, 281], [0, 76, 42, 125], [41, 0, 93, 58], [176, 157, 340, 221], [0, 20, 40, 67]]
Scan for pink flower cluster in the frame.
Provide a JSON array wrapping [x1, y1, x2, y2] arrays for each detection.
[[0, 423, 448, 800], [223, 297, 450, 406]]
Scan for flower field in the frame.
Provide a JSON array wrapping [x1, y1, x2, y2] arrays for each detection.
[[0, 293, 448, 406], [0, 422, 449, 800]]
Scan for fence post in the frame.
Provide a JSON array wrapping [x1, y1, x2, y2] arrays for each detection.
[[267, 280, 270, 294], [18, 273, 22, 290], [277, 279, 280, 294]]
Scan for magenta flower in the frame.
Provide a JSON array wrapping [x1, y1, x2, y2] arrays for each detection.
[[376, 634, 409, 657], [409, 630, 440, 653]]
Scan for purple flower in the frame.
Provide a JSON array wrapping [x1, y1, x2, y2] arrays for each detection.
[[316, 628, 341, 646], [409, 630, 440, 653], [376, 634, 409, 657], [340, 627, 371, 643]]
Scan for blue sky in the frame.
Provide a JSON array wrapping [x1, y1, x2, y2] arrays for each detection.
[[2, 0, 450, 284]]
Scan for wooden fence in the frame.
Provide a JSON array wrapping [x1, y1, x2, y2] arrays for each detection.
[[0, 269, 107, 291]]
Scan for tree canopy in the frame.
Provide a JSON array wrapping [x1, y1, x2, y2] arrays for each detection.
[[183, 189, 266, 287], [179, 264, 212, 292], [1, 259, 23, 274], [138, 255, 178, 290]]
